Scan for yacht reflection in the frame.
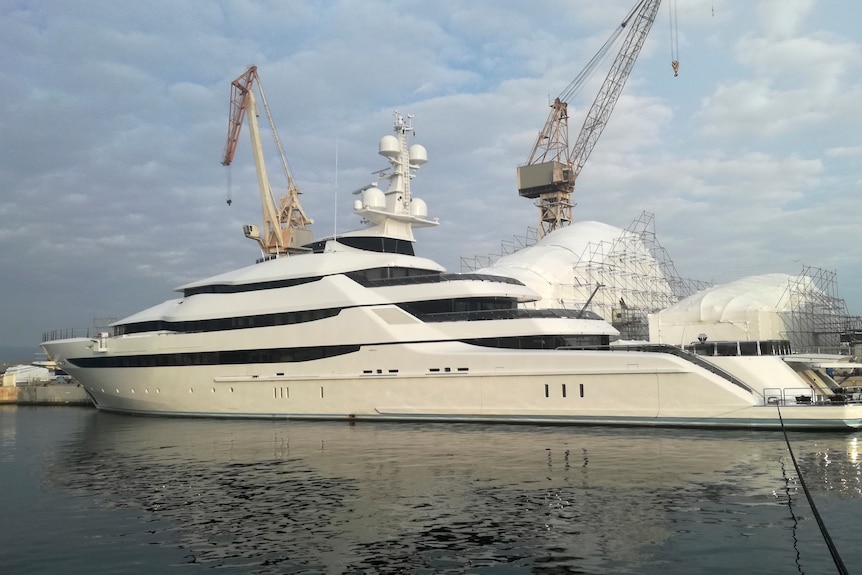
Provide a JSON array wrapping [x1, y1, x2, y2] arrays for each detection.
[[49, 413, 862, 573]]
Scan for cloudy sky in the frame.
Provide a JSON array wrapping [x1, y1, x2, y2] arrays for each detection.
[[1, 0, 860, 356]]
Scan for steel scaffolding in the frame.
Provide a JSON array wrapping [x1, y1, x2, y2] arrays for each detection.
[[459, 228, 539, 272], [461, 217, 858, 350], [460, 212, 708, 341], [571, 212, 710, 340], [781, 266, 854, 353]]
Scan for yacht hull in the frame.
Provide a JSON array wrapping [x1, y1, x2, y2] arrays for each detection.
[[43, 337, 862, 430]]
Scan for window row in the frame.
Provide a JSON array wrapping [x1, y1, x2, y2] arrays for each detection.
[[70, 344, 361, 368], [463, 334, 610, 350], [115, 308, 342, 336]]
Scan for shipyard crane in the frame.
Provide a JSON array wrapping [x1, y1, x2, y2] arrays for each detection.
[[517, 0, 663, 238], [222, 65, 313, 256]]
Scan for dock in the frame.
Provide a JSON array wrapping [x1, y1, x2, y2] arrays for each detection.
[[0, 383, 92, 406], [1, 358, 92, 406]]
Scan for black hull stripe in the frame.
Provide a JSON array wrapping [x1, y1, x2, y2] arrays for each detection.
[[64, 334, 610, 369], [68, 345, 361, 368]]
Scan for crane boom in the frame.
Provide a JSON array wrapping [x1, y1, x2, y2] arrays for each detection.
[[571, 0, 661, 175], [222, 66, 313, 257], [222, 67, 256, 168], [517, 0, 662, 238]]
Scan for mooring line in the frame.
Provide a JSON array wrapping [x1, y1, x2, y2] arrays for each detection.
[[777, 404, 849, 575], [779, 457, 804, 574]]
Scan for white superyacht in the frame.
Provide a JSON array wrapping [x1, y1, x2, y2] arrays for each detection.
[[42, 112, 862, 429]]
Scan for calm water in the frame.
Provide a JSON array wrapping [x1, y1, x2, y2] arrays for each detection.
[[2, 406, 862, 574]]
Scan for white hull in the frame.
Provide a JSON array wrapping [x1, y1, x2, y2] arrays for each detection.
[[43, 338, 862, 430]]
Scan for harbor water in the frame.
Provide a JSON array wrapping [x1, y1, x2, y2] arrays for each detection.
[[2, 406, 862, 574]]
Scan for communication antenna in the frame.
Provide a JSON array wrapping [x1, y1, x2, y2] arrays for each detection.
[[334, 138, 339, 239]]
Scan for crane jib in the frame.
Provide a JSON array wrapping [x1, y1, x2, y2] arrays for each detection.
[[221, 66, 313, 257], [517, 0, 662, 239]]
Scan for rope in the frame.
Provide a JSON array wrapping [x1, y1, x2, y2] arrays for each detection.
[[779, 458, 804, 574], [776, 404, 849, 575], [225, 165, 233, 206], [668, 0, 679, 61], [668, 0, 679, 75]]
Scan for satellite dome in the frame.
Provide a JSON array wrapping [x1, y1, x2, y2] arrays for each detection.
[[409, 198, 428, 218], [409, 144, 427, 165], [362, 186, 385, 208], [379, 135, 399, 158]]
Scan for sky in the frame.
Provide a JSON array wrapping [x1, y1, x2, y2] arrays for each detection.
[[1, 0, 861, 356]]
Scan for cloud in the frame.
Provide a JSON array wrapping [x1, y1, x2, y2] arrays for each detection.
[[757, 0, 815, 39], [0, 0, 860, 352]]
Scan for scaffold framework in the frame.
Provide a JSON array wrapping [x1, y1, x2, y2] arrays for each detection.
[[459, 228, 539, 272], [782, 266, 855, 353], [460, 216, 860, 350], [460, 212, 709, 341], [571, 212, 710, 340]]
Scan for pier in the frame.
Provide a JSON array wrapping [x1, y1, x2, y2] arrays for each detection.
[[0, 383, 92, 406], [1, 364, 92, 406]]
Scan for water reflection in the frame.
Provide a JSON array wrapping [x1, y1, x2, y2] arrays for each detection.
[[44, 413, 862, 574], [0, 406, 17, 463]]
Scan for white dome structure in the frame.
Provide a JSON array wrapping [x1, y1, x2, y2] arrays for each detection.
[[466, 215, 850, 352], [649, 273, 810, 346], [479, 221, 676, 338]]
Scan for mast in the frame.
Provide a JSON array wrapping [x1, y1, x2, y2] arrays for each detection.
[[350, 112, 439, 242]]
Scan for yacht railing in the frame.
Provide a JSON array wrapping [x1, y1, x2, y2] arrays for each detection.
[[579, 343, 859, 405], [559, 343, 756, 394], [41, 328, 92, 342], [624, 343, 757, 394], [795, 346, 854, 356], [763, 387, 862, 406]]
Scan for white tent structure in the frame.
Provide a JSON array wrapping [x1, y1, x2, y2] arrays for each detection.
[[464, 213, 854, 352], [480, 221, 677, 339], [648, 272, 850, 352]]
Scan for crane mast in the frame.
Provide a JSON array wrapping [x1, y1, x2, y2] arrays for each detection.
[[517, 0, 662, 238], [222, 65, 313, 257]]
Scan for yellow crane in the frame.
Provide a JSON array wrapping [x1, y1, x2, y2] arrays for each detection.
[[222, 66, 313, 257], [517, 0, 663, 238]]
